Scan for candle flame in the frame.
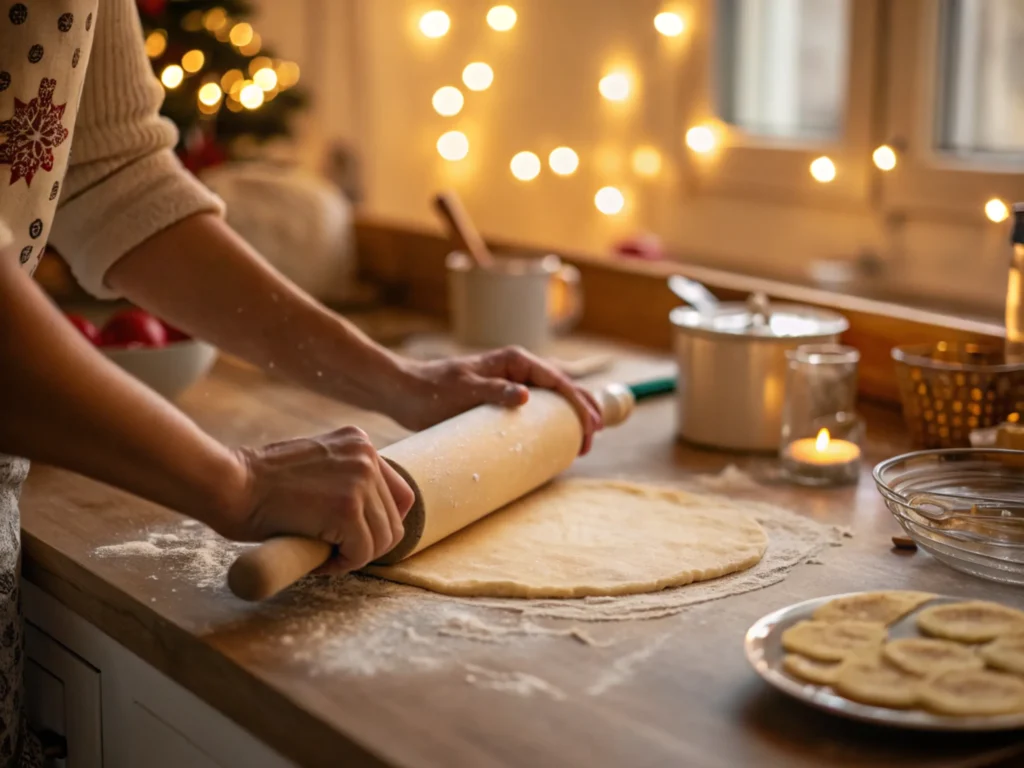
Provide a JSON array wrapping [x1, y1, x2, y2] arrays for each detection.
[[815, 428, 831, 452]]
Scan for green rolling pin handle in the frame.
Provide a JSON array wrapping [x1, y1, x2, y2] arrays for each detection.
[[628, 376, 677, 401]]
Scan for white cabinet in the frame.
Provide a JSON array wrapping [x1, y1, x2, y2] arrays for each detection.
[[22, 582, 296, 768]]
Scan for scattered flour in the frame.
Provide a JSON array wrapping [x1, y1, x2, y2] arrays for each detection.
[[693, 464, 761, 492], [89, 472, 842, 700]]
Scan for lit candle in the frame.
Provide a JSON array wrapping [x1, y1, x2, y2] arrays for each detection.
[[781, 428, 861, 487]]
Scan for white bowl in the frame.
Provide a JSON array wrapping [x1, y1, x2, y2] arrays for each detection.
[[101, 340, 218, 400]]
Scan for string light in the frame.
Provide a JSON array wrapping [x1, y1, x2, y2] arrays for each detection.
[[511, 151, 541, 181], [548, 147, 579, 176], [595, 187, 625, 215], [685, 125, 715, 154], [239, 82, 265, 109], [986, 198, 1010, 223], [599, 73, 630, 102], [181, 49, 205, 74], [182, 10, 204, 32], [226, 98, 244, 113], [276, 61, 301, 89], [631, 146, 662, 177], [144, 30, 167, 58], [220, 69, 244, 92], [228, 78, 246, 100], [654, 11, 685, 37], [437, 131, 470, 161], [248, 56, 273, 76], [462, 62, 494, 91], [160, 64, 184, 89], [486, 5, 517, 31], [810, 156, 836, 183], [420, 10, 450, 38], [198, 82, 223, 106], [253, 67, 278, 91], [229, 22, 254, 47], [872, 144, 897, 171], [432, 86, 465, 117], [203, 8, 228, 32], [239, 32, 262, 56]]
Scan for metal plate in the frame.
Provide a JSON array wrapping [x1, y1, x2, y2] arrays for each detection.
[[744, 592, 1024, 731]]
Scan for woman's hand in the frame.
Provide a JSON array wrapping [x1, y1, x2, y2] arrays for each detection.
[[221, 427, 416, 572], [390, 346, 605, 454]]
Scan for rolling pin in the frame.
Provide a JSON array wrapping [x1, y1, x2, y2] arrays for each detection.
[[227, 378, 674, 601]]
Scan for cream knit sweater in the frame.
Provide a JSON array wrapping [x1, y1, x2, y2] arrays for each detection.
[[0, 0, 224, 298]]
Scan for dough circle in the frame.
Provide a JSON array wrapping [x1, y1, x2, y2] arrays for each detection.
[[917, 601, 1024, 643], [882, 638, 983, 677], [781, 620, 887, 662], [783, 654, 842, 686], [365, 479, 768, 599], [979, 634, 1024, 676], [812, 591, 934, 626], [919, 669, 1024, 716], [834, 658, 920, 709]]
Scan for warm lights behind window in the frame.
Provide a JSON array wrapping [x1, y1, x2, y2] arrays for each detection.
[[654, 11, 685, 37], [486, 5, 517, 31], [182, 49, 205, 74], [432, 86, 464, 117], [810, 156, 836, 183], [221, 69, 244, 92], [144, 30, 167, 59], [511, 151, 541, 181], [203, 7, 228, 32], [595, 186, 625, 215], [548, 147, 579, 176], [599, 73, 630, 102], [276, 62, 301, 89], [986, 198, 1010, 223], [685, 125, 715, 154], [462, 62, 494, 91], [198, 82, 223, 106], [239, 82, 264, 109], [420, 10, 451, 38], [872, 145, 896, 171], [229, 22, 253, 47], [437, 131, 469, 161], [631, 146, 662, 177], [160, 65, 184, 89], [253, 67, 277, 91]]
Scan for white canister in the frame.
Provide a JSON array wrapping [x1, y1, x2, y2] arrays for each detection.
[[446, 252, 582, 352]]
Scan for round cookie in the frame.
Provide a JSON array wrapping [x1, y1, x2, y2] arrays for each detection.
[[781, 620, 887, 662], [883, 638, 984, 677], [813, 591, 935, 626], [979, 634, 1024, 676], [917, 601, 1024, 643], [919, 668, 1024, 716], [834, 658, 920, 709], [783, 654, 842, 686]]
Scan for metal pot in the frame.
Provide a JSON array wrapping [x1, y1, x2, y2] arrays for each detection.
[[670, 293, 849, 451]]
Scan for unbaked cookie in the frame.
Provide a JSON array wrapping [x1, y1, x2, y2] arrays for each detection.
[[917, 601, 1024, 643], [813, 591, 934, 626], [834, 658, 920, 709], [979, 634, 1024, 676], [883, 638, 983, 677], [781, 620, 887, 662], [782, 654, 842, 686], [919, 668, 1024, 716]]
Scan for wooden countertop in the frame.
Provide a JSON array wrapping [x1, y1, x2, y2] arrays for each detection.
[[19, 323, 1024, 768]]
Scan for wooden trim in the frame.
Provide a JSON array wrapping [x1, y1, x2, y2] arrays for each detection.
[[354, 215, 1003, 404]]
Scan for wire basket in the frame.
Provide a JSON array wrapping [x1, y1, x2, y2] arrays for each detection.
[[892, 342, 1024, 449]]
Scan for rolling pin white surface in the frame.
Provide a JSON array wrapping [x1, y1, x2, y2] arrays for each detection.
[[227, 385, 634, 601]]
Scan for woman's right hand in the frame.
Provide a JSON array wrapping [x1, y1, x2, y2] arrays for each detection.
[[221, 427, 416, 572]]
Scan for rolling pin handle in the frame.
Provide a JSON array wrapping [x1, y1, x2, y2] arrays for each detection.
[[227, 537, 333, 602], [595, 383, 635, 428]]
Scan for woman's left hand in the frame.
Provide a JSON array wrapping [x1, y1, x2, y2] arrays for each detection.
[[391, 346, 604, 454]]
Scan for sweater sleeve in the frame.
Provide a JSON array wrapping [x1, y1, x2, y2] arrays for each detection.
[[49, 0, 225, 299]]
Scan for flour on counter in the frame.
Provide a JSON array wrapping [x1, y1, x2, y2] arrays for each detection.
[[465, 664, 566, 701], [586, 634, 669, 696], [692, 464, 761, 492]]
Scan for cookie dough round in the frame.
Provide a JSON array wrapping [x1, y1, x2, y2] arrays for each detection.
[[917, 601, 1024, 643], [883, 638, 983, 677], [812, 591, 934, 626], [980, 634, 1024, 676], [919, 669, 1024, 716], [783, 654, 843, 686], [366, 480, 768, 599], [834, 658, 920, 708], [781, 620, 887, 662]]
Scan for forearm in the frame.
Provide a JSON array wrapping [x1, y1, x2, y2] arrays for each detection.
[[0, 254, 242, 530], [106, 214, 414, 415]]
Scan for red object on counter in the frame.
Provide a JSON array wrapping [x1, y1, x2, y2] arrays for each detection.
[[161, 321, 191, 342], [613, 233, 665, 261], [65, 313, 101, 345], [99, 309, 168, 349]]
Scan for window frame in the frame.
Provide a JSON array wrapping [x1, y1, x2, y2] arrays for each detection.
[[677, 0, 883, 209], [880, 0, 1024, 217]]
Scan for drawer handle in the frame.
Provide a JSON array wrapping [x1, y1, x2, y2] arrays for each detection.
[[38, 729, 67, 760]]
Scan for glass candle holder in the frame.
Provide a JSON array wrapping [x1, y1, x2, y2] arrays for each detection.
[[779, 345, 865, 487]]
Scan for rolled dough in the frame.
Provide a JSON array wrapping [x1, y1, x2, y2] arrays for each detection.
[[364, 479, 767, 599]]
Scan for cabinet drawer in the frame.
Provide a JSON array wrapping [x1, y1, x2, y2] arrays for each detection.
[[24, 622, 102, 767]]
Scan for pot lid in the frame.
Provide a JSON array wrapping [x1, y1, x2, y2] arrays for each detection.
[[670, 295, 848, 339]]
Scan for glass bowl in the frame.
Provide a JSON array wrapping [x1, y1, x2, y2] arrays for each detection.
[[873, 449, 1024, 585]]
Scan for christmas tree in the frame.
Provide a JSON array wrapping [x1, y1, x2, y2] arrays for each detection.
[[135, 0, 306, 172]]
